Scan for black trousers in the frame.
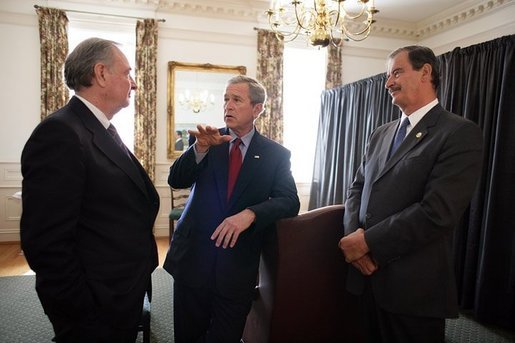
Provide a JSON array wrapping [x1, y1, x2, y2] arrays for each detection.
[[173, 281, 252, 343], [360, 281, 445, 343], [48, 313, 138, 343]]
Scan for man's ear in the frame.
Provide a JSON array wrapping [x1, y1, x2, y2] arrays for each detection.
[[421, 63, 432, 83], [93, 63, 108, 87], [253, 103, 263, 119]]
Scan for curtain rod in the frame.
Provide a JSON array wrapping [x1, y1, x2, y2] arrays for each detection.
[[34, 4, 166, 22]]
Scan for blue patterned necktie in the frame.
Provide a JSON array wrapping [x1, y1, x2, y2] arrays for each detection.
[[389, 118, 409, 158]]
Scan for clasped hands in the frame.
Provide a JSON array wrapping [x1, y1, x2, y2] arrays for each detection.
[[338, 228, 378, 276], [189, 125, 232, 153]]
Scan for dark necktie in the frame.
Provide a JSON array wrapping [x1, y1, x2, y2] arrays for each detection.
[[389, 118, 409, 158], [227, 138, 242, 201], [107, 124, 131, 158]]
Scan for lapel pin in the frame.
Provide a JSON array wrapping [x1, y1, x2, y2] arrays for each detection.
[[254, 155, 260, 159], [416, 132, 422, 139]]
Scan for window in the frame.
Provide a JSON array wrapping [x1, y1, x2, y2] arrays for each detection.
[[283, 47, 326, 183], [68, 22, 136, 151]]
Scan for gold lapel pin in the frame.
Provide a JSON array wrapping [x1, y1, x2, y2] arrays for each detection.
[[416, 132, 422, 139]]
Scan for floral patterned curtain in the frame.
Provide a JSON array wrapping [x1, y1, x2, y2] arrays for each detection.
[[255, 29, 284, 144], [134, 19, 158, 182], [36, 6, 69, 120], [325, 43, 343, 89]]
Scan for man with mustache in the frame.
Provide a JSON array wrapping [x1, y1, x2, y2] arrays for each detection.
[[339, 46, 483, 342], [163, 75, 300, 342]]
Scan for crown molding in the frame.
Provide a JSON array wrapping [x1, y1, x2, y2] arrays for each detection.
[[369, 0, 513, 39], [118, 0, 514, 40], [415, 0, 513, 39], [5, 0, 513, 40]]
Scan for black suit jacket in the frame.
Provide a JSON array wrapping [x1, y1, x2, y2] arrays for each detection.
[[20, 96, 159, 329], [163, 129, 300, 299], [344, 104, 483, 318]]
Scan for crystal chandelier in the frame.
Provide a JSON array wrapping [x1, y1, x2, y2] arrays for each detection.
[[178, 90, 215, 114], [266, 0, 379, 47]]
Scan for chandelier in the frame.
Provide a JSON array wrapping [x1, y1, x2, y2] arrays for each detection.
[[178, 90, 215, 114], [266, 0, 379, 47]]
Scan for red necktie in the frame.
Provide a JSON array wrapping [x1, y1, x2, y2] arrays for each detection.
[[227, 138, 242, 200]]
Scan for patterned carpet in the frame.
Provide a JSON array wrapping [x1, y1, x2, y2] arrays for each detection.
[[0, 268, 513, 343]]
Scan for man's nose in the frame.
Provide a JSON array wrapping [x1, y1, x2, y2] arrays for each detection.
[[385, 74, 396, 90], [224, 100, 234, 109], [130, 76, 137, 90]]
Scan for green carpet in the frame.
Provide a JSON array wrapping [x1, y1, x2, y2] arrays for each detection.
[[0, 268, 513, 342], [0, 268, 174, 343]]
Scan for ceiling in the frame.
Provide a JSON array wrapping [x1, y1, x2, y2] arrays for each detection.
[[62, 0, 505, 39]]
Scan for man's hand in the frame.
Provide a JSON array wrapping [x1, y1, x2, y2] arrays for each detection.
[[211, 209, 256, 248], [351, 254, 378, 276], [188, 125, 231, 153], [338, 228, 369, 263]]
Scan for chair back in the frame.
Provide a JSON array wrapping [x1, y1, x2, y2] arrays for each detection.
[[169, 188, 190, 237], [243, 204, 365, 343]]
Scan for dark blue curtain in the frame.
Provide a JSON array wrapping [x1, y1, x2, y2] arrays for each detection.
[[309, 35, 515, 329]]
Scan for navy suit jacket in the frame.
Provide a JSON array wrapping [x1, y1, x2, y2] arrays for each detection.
[[163, 129, 300, 299], [21, 96, 159, 329], [344, 104, 483, 318]]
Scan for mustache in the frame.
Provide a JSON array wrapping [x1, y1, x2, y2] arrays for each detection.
[[388, 86, 401, 94]]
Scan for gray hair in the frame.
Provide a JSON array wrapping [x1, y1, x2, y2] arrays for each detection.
[[64, 37, 119, 91], [226, 75, 267, 106]]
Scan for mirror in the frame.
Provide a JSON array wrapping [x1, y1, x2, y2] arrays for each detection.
[[167, 61, 247, 159]]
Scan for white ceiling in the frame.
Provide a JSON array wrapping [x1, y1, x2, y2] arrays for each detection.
[[366, 0, 471, 22], [95, 0, 487, 22], [37, 0, 510, 40]]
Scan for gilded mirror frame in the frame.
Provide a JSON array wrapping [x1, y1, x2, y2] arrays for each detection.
[[167, 61, 247, 159]]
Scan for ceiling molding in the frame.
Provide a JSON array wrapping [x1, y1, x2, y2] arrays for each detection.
[[415, 0, 513, 39], [369, 0, 513, 39], [20, 0, 515, 40], [116, 0, 513, 40]]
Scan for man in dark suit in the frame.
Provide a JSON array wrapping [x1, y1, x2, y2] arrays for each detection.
[[339, 46, 483, 342], [163, 75, 300, 342], [175, 130, 185, 151], [20, 38, 159, 343]]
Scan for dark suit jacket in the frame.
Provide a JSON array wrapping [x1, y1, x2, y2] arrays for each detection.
[[344, 104, 483, 318], [20, 96, 160, 329], [163, 129, 300, 299]]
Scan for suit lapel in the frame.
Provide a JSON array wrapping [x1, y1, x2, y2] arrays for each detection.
[[70, 97, 149, 197], [211, 133, 230, 206], [379, 106, 441, 179]]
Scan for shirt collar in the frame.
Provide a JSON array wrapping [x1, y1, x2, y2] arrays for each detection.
[[402, 98, 439, 129], [74, 94, 110, 129], [228, 127, 255, 147]]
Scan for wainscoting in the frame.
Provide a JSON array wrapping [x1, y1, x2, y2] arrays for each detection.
[[0, 161, 311, 242], [0, 162, 23, 242]]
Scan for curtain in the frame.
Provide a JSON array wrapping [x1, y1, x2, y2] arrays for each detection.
[[310, 35, 515, 329], [255, 29, 284, 144], [36, 7, 69, 120], [325, 44, 343, 89], [134, 19, 158, 182], [309, 74, 400, 209], [437, 35, 515, 329]]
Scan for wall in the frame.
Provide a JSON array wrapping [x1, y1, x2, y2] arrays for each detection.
[[0, 0, 513, 241]]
